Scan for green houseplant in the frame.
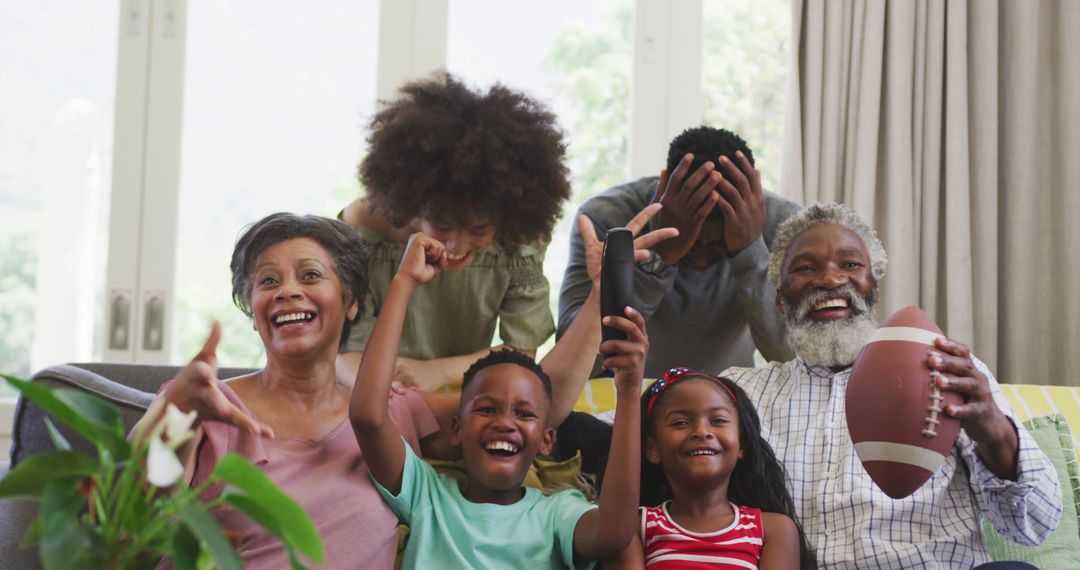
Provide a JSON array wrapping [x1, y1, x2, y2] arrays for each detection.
[[0, 374, 324, 569]]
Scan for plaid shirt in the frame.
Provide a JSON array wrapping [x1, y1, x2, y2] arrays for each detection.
[[723, 357, 1062, 569]]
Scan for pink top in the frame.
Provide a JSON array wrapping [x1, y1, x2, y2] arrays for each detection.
[[172, 382, 438, 569]]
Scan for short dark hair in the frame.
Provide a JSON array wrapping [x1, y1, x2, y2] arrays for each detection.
[[666, 127, 755, 220], [461, 349, 553, 401], [666, 126, 755, 176], [230, 212, 368, 349], [641, 372, 816, 569], [359, 72, 571, 248]]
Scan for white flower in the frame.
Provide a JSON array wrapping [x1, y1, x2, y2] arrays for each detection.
[[161, 403, 197, 449], [144, 404, 196, 487], [147, 435, 185, 487]]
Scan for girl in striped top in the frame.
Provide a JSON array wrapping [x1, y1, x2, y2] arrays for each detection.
[[605, 368, 814, 569]]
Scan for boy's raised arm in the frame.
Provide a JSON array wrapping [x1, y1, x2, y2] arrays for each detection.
[[572, 307, 647, 560], [350, 233, 447, 494]]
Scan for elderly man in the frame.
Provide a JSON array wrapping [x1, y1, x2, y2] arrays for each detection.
[[722, 202, 1061, 568]]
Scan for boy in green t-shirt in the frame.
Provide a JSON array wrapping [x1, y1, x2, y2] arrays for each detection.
[[351, 231, 646, 569]]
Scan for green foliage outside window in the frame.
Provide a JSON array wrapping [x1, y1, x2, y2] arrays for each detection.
[[702, 0, 791, 194]]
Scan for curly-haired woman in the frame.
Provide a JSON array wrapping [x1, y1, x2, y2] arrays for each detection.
[[337, 72, 572, 392]]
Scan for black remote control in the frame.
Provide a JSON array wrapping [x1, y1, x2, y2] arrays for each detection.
[[601, 227, 634, 345]]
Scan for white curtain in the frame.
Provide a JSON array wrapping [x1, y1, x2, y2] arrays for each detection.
[[781, 0, 1080, 384]]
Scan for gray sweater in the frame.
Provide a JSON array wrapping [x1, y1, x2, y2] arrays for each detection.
[[557, 176, 801, 377]]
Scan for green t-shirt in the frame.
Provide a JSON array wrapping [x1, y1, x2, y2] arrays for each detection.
[[343, 225, 555, 358], [374, 442, 597, 569]]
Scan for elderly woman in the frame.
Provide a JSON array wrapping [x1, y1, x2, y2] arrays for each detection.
[[141, 212, 429, 568], [138, 211, 670, 568]]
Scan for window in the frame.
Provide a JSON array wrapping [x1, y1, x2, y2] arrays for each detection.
[[173, 1, 379, 366], [0, 2, 118, 391], [702, 0, 791, 193]]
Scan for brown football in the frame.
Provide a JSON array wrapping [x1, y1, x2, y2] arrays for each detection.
[[846, 306, 961, 499]]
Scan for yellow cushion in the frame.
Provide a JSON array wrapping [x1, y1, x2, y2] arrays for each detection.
[[1000, 384, 1080, 458], [572, 377, 623, 416]]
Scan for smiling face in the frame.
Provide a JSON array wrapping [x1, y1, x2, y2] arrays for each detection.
[[451, 363, 554, 504], [419, 215, 497, 272], [249, 237, 358, 360], [779, 223, 876, 320], [646, 378, 743, 493], [777, 223, 879, 368]]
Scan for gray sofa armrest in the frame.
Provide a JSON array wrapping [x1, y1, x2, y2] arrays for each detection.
[[9, 363, 256, 466], [8, 364, 159, 465]]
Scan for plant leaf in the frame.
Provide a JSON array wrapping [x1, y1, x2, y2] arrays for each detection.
[[0, 451, 98, 498], [120, 480, 151, 530], [211, 453, 324, 563], [39, 524, 100, 570], [38, 478, 107, 570], [196, 548, 215, 570], [174, 499, 242, 570], [20, 511, 42, 548], [222, 493, 309, 570], [40, 477, 87, 533], [1, 376, 128, 459], [53, 387, 129, 458], [171, 524, 201, 570], [43, 416, 73, 451]]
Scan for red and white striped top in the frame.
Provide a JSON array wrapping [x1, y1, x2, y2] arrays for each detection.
[[641, 502, 764, 569]]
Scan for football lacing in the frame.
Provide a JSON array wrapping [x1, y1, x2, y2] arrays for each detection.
[[922, 372, 945, 437]]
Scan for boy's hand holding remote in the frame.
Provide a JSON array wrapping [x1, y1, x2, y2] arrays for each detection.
[[571, 305, 647, 560]]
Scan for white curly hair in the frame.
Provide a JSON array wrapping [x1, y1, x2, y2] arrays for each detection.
[[767, 202, 888, 289]]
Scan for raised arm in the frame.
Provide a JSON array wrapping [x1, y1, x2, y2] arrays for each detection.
[[349, 233, 447, 494], [601, 534, 646, 569], [717, 153, 797, 362], [543, 205, 677, 427], [572, 307, 647, 560], [336, 197, 499, 392], [339, 345, 527, 392]]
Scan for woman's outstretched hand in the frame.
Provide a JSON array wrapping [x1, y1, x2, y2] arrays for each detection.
[[162, 322, 274, 438]]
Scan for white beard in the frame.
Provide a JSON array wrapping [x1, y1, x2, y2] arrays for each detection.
[[783, 284, 878, 369]]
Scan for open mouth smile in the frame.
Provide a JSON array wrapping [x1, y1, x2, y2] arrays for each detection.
[[814, 297, 850, 313], [686, 448, 719, 457], [272, 311, 315, 328], [445, 250, 474, 265], [483, 439, 521, 457], [808, 295, 854, 320]]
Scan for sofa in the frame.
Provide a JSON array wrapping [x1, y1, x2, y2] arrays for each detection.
[[4, 363, 1080, 568]]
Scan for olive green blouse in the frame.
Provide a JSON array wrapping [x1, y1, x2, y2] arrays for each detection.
[[342, 225, 555, 359]]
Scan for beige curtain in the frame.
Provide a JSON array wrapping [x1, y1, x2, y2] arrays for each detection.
[[781, 0, 1080, 385]]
